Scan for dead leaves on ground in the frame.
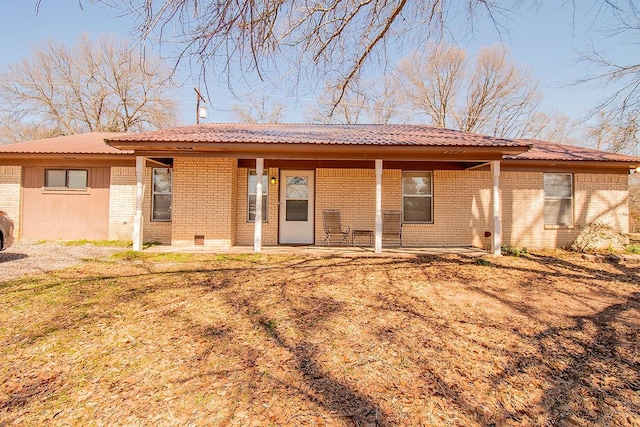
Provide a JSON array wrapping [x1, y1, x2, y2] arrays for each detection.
[[1, 252, 639, 426]]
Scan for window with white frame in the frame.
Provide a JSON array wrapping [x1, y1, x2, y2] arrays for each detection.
[[152, 168, 172, 221], [45, 169, 88, 190], [402, 171, 433, 223], [543, 173, 573, 226], [248, 169, 268, 222]]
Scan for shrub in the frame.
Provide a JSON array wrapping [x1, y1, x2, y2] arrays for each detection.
[[570, 223, 627, 253], [501, 245, 529, 257]]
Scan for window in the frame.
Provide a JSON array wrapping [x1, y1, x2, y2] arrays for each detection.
[[152, 168, 172, 221], [45, 169, 88, 190], [248, 169, 268, 222], [403, 171, 433, 223], [544, 173, 573, 226]]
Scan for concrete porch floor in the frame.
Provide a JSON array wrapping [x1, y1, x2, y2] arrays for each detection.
[[143, 244, 489, 257]]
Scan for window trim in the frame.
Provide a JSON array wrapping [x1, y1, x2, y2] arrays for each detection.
[[543, 173, 574, 227], [152, 168, 172, 222], [43, 169, 89, 192], [402, 170, 434, 224], [247, 169, 268, 223]]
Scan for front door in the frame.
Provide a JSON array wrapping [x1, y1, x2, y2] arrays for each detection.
[[279, 170, 314, 244]]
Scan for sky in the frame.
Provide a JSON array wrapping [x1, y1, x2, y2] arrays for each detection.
[[0, 1, 633, 128]]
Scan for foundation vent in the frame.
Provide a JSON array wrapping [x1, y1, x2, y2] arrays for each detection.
[[194, 235, 205, 245]]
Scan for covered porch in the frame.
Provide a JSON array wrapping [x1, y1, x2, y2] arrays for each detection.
[[104, 124, 531, 255]]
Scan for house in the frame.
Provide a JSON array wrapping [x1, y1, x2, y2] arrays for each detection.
[[0, 133, 167, 243], [1, 124, 638, 254]]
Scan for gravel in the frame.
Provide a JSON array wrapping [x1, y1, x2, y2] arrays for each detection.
[[0, 241, 128, 282]]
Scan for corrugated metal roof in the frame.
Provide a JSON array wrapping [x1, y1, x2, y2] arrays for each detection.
[[0, 133, 133, 155], [510, 139, 640, 162], [106, 123, 526, 147]]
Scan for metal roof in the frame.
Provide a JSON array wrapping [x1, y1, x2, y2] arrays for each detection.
[[510, 139, 640, 163], [0, 133, 133, 155], [106, 123, 527, 148]]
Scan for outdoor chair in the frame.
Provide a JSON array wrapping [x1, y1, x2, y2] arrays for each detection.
[[382, 210, 402, 247], [322, 209, 351, 247]]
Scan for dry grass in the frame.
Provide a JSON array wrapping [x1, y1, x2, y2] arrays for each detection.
[[1, 251, 639, 426]]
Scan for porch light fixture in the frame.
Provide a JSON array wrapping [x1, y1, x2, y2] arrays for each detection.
[[270, 176, 277, 185]]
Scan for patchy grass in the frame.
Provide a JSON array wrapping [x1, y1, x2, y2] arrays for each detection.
[[501, 245, 530, 257], [626, 244, 640, 254], [1, 251, 639, 426]]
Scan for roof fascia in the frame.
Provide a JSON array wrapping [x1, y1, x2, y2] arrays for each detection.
[[501, 159, 637, 174], [0, 155, 135, 168], [106, 143, 527, 161]]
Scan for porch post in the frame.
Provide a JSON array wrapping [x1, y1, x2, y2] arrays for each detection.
[[133, 156, 144, 251], [375, 159, 383, 253], [491, 160, 502, 255], [254, 158, 264, 253]]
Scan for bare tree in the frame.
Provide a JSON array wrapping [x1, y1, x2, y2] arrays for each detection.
[[0, 34, 177, 143], [395, 44, 541, 138], [458, 46, 540, 136], [575, 1, 640, 153], [88, 0, 524, 107], [516, 112, 579, 143], [586, 110, 639, 153], [0, 115, 64, 145], [396, 44, 466, 128], [231, 94, 286, 123], [309, 77, 405, 124]]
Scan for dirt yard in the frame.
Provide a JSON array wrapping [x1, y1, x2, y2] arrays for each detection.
[[1, 250, 639, 426]]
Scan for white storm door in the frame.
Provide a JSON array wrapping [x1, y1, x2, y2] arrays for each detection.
[[279, 170, 315, 244]]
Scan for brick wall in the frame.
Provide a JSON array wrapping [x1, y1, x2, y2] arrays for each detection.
[[313, 168, 629, 249], [171, 157, 237, 248], [315, 168, 401, 245], [315, 169, 495, 247], [406, 170, 494, 247], [108, 167, 135, 241], [109, 166, 173, 244], [236, 167, 279, 246], [147, 160, 629, 250], [142, 167, 173, 245], [503, 172, 629, 248], [0, 166, 22, 239]]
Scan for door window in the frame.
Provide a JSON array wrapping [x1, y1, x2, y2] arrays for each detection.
[[285, 176, 308, 221]]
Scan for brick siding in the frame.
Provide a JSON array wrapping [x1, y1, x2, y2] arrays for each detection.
[[236, 167, 279, 246], [171, 157, 237, 248], [0, 166, 22, 239], [503, 172, 629, 248], [109, 166, 173, 244], [310, 168, 629, 249], [164, 161, 631, 250]]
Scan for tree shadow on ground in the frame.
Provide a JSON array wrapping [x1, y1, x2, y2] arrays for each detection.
[[2, 252, 639, 425], [0, 253, 28, 264]]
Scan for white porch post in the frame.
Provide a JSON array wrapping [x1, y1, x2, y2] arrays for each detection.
[[374, 159, 383, 253], [133, 156, 144, 251], [253, 158, 264, 253], [491, 160, 502, 255]]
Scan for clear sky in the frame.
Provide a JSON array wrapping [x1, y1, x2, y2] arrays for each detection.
[[0, 1, 632, 127]]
